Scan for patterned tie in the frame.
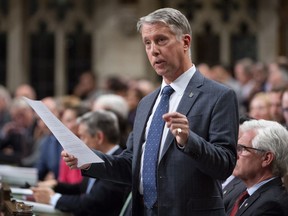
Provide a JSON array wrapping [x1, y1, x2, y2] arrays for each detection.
[[143, 85, 174, 209], [230, 190, 249, 216]]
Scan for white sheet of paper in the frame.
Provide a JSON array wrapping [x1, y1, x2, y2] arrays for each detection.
[[11, 187, 33, 196], [24, 97, 103, 167], [0, 165, 38, 186]]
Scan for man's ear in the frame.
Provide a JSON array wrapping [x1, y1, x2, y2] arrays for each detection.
[[183, 34, 191, 50], [262, 151, 274, 167], [96, 130, 105, 144]]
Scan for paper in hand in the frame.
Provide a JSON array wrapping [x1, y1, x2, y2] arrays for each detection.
[[24, 97, 103, 167]]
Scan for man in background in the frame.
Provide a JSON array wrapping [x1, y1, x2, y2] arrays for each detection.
[[227, 119, 288, 215], [32, 110, 130, 216]]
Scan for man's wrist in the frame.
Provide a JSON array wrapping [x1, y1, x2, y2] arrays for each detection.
[[50, 193, 61, 207], [82, 164, 91, 170]]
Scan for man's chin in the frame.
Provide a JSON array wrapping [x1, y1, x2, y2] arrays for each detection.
[[154, 68, 167, 76]]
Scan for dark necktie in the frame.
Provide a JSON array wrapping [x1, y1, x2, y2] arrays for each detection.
[[143, 85, 174, 209], [230, 190, 249, 216]]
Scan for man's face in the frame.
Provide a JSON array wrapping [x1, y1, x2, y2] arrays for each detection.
[[268, 63, 282, 88], [249, 96, 271, 120], [269, 91, 284, 123], [78, 123, 99, 150], [61, 109, 78, 135], [282, 92, 288, 124], [233, 130, 265, 184], [141, 23, 189, 81]]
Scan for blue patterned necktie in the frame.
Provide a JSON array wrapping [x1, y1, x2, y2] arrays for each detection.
[[143, 85, 174, 209]]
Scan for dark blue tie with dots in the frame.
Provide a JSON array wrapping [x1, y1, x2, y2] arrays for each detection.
[[143, 85, 174, 209]]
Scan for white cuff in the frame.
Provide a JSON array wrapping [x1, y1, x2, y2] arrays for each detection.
[[50, 193, 62, 207]]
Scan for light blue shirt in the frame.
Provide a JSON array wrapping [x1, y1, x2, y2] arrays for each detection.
[[247, 177, 276, 196], [238, 177, 276, 209]]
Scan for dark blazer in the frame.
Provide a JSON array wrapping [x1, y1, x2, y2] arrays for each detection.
[[223, 176, 246, 214], [234, 177, 288, 216], [36, 134, 62, 180], [55, 147, 130, 216], [83, 70, 239, 216]]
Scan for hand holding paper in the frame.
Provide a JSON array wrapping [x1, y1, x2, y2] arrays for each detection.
[[61, 150, 91, 170], [24, 97, 103, 167]]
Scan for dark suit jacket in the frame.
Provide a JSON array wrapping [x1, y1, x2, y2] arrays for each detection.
[[55, 147, 130, 216], [234, 177, 288, 216], [83, 70, 239, 216], [223, 176, 246, 214], [36, 134, 62, 180]]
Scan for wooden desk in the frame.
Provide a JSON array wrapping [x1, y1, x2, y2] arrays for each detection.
[[1, 183, 33, 216], [1, 182, 70, 216]]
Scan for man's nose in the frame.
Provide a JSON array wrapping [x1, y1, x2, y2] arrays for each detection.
[[151, 43, 159, 56]]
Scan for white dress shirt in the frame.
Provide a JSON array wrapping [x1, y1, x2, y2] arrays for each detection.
[[139, 65, 196, 195]]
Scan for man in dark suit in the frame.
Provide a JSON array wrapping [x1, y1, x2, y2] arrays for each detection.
[[32, 110, 130, 216], [222, 176, 246, 214], [222, 115, 251, 213], [62, 8, 239, 215], [227, 119, 288, 216]]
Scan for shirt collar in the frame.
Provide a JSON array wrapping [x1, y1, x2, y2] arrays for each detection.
[[106, 145, 120, 155], [161, 65, 196, 96], [247, 176, 276, 196]]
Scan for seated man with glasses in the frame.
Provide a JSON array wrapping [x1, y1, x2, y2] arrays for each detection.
[[226, 119, 288, 216]]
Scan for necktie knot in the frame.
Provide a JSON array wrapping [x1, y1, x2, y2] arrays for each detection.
[[162, 85, 174, 96], [230, 190, 249, 216], [237, 190, 249, 206]]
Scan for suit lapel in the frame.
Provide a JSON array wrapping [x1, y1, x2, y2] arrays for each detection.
[[237, 191, 259, 215], [223, 177, 244, 196], [132, 88, 160, 174], [134, 89, 159, 146], [159, 71, 204, 161], [237, 177, 283, 215], [81, 177, 90, 193]]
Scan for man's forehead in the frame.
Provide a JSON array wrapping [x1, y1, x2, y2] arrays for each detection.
[[238, 130, 256, 144], [141, 24, 174, 39]]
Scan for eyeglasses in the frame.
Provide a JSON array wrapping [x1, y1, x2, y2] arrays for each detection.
[[237, 144, 266, 154]]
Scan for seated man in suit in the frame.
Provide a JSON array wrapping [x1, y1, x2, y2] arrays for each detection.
[[222, 115, 250, 212], [227, 119, 288, 216], [222, 175, 246, 214], [32, 110, 130, 216]]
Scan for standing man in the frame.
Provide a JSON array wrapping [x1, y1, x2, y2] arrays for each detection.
[[63, 8, 239, 215]]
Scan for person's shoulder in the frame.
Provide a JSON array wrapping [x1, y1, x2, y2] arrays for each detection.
[[257, 186, 288, 214], [195, 75, 234, 96], [255, 178, 288, 200], [193, 70, 230, 90], [115, 146, 125, 155]]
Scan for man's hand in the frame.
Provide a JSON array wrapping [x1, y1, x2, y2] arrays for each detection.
[[31, 187, 55, 204], [61, 150, 91, 170], [37, 179, 57, 188], [163, 112, 189, 146]]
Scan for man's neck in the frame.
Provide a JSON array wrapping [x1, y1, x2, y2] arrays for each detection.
[[100, 143, 117, 154], [245, 173, 275, 188]]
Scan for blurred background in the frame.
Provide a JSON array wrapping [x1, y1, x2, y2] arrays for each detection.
[[0, 0, 287, 99]]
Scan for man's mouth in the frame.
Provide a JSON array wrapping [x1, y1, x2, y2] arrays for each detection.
[[154, 60, 165, 66]]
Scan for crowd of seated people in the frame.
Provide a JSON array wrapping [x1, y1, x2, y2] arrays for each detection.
[[1, 56, 288, 215], [0, 75, 151, 215]]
